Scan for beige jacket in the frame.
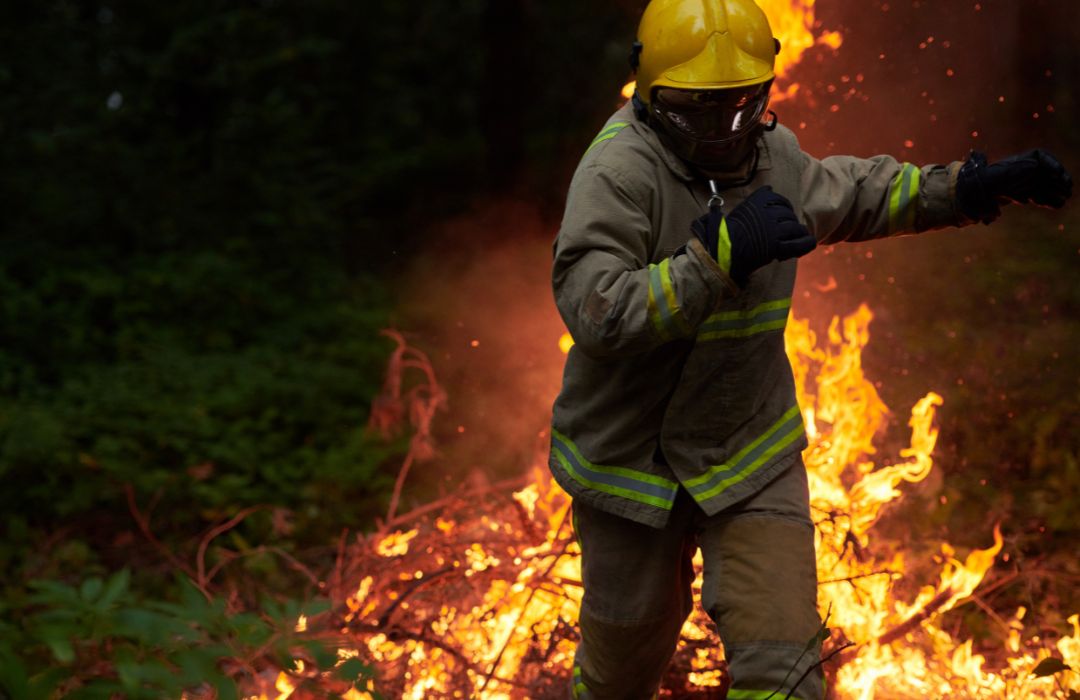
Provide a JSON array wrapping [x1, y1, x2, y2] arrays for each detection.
[[550, 102, 966, 528]]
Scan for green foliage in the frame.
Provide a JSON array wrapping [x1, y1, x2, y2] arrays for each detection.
[[0, 2, 465, 563], [0, 571, 378, 699]]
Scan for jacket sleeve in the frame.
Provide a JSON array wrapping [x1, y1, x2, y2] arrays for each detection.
[[797, 149, 969, 244], [553, 163, 738, 359]]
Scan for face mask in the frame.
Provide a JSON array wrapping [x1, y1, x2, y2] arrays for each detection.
[[650, 82, 774, 174]]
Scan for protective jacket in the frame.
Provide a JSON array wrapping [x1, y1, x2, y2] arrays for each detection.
[[550, 102, 967, 528]]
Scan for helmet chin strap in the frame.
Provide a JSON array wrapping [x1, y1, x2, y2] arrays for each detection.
[[694, 143, 761, 187]]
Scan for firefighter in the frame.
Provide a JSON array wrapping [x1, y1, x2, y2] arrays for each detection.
[[549, 0, 1073, 698]]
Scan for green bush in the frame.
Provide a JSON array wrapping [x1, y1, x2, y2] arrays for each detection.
[[0, 570, 378, 699]]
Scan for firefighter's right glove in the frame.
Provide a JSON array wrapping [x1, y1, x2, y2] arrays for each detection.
[[956, 149, 1073, 224], [690, 186, 817, 288]]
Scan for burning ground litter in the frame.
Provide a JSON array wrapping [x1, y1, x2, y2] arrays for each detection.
[[249, 304, 1079, 699]]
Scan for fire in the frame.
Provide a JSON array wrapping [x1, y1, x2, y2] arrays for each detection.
[[558, 332, 575, 354], [758, 0, 842, 83], [620, 0, 841, 103], [259, 304, 1078, 698]]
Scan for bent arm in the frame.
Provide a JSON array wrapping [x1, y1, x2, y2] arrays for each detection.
[[553, 164, 737, 359]]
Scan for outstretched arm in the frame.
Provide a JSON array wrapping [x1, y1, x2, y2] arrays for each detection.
[[798, 152, 965, 244], [798, 147, 1073, 245]]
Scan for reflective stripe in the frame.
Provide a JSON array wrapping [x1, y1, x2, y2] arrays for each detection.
[[726, 689, 806, 700], [552, 429, 679, 510], [717, 217, 733, 275], [698, 297, 791, 341], [647, 259, 690, 340], [888, 162, 921, 234], [684, 405, 804, 502], [572, 665, 586, 698], [585, 121, 629, 154]]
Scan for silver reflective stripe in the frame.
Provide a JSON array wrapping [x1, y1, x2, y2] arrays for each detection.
[[552, 429, 679, 510]]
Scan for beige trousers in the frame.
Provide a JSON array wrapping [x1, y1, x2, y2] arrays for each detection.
[[570, 458, 823, 700]]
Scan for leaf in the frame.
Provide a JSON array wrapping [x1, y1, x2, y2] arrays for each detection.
[[0, 643, 30, 699], [27, 667, 68, 698], [113, 608, 197, 644], [80, 577, 103, 603], [1031, 656, 1071, 677], [27, 580, 80, 607], [45, 637, 74, 664], [113, 652, 141, 691], [170, 648, 219, 686], [301, 640, 338, 670], [97, 569, 131, 610], [336, 657, 374, 684], [300, 599, 332, 617], [210, 673, 239, 700]]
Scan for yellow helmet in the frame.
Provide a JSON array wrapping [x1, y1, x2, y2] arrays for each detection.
[[633, 0, 777, 108]]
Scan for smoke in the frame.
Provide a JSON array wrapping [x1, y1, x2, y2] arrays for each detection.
[[392, 201, 566, 492]]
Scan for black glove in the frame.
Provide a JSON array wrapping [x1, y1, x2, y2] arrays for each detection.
[[956, 149, 1073, 224], [689, 186, 817, 287]]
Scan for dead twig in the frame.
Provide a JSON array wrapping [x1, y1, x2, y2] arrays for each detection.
[[380, 475, 530, 532], [818, 569, 897, 586], [835, 587, 953, 667], [124, 484, 208, 599], [196, 505, 269, 591], [204, 545, 321, 588], [783, 642, 856, 700]]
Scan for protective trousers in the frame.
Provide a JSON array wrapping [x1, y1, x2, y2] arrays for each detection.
[[570, 459, 823, 700]]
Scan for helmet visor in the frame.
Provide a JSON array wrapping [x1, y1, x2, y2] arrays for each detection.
[[652, 82, 773, 144]]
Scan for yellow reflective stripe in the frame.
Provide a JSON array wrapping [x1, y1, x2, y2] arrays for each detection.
[[698, 297, 791, 341], [585, 121, 629, 154], [707, 297, 792, 322], [572, 665, 587, 698], [717, 217, 733, 275], [905, 165, 921, 230], [647, 264, 671, 341], [684, 405, 804, 502], [727, 690, 806, 700], [658, 258, 683, 329], [698, 318, 788, 341], [888, 163, 921, 234], [647, 259, 691, 340]]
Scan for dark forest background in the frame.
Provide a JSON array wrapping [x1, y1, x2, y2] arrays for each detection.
[[0, 0, 1076, 697]]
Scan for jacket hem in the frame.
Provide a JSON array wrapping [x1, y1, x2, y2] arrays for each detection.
[[693, 441, 808, 517], [548, 453, 672, 529]]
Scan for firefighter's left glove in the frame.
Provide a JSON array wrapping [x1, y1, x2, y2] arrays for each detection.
[[690, 186, 817, 288], [956, 149, 1073, 224]]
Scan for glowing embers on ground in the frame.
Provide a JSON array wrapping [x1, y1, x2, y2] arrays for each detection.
[[258, 305, 1077, 699]]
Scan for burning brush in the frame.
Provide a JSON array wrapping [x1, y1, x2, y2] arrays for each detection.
[[247, 305, 1078, 699]]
